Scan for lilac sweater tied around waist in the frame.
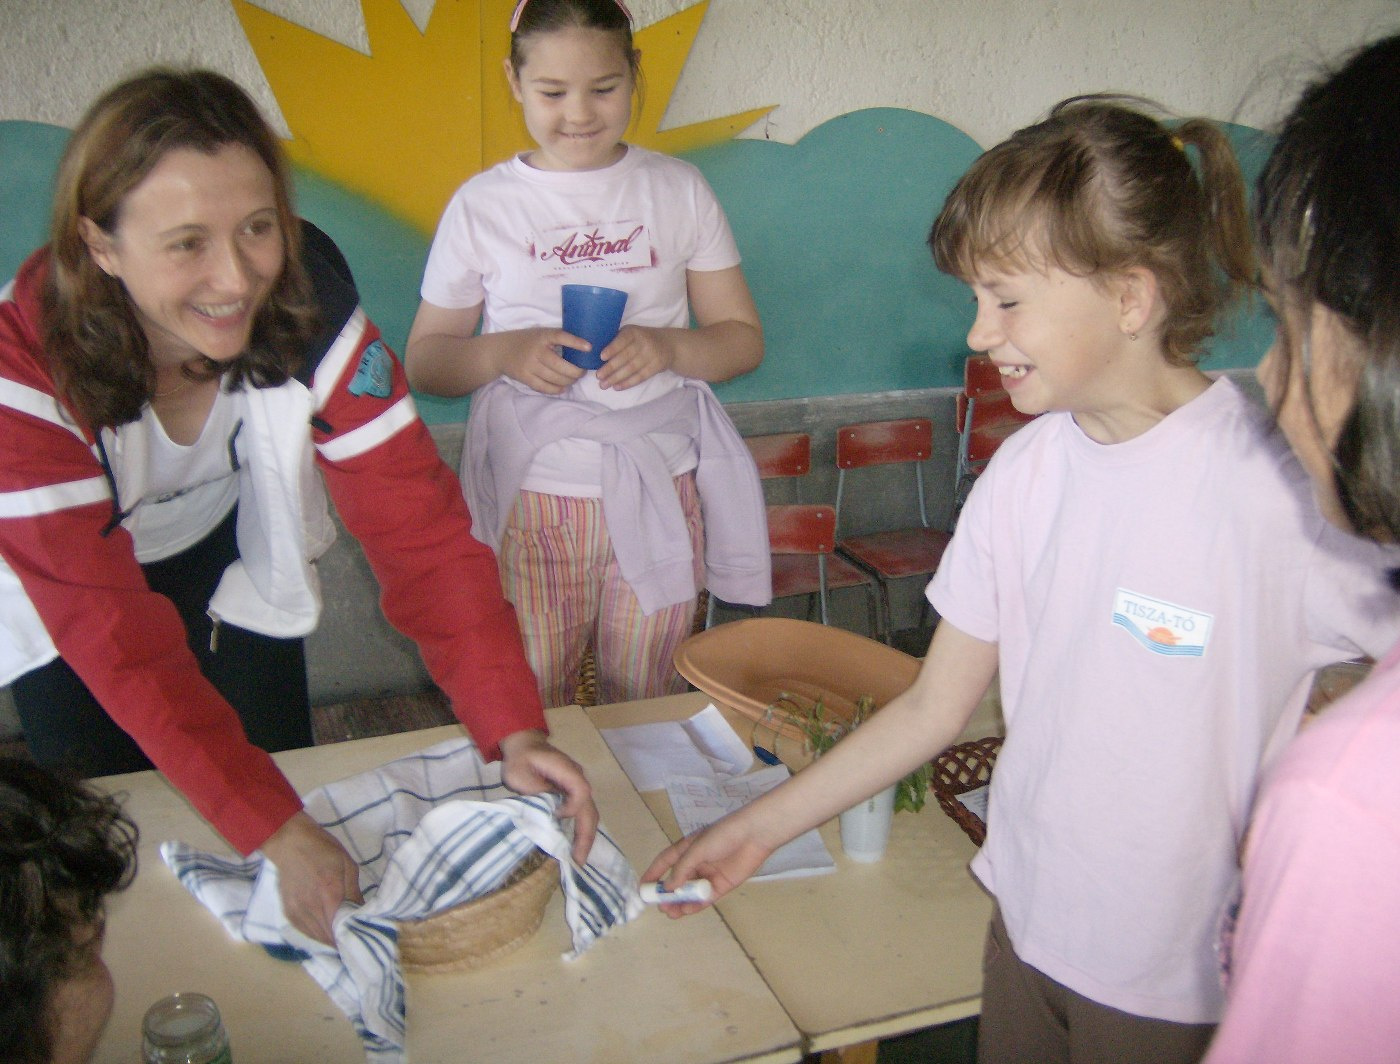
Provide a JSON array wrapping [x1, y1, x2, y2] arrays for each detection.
[[462, 377, 772, 615]]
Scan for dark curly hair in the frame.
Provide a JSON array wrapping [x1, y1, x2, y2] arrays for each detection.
[[930, 95, 1256, 367], [0, 757, 137, 1064], [1255, 35, 1400, 541], [43, 67, 319, 429]]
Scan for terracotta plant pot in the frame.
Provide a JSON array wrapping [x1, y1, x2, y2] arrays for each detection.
[[673, 617, 920, 745]]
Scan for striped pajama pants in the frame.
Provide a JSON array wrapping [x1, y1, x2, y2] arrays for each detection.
[[498, 472, 703, 708]]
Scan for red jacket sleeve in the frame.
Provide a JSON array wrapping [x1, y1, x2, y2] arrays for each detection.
[[0, 264, 301, 854], [309, 313, 547, 759]]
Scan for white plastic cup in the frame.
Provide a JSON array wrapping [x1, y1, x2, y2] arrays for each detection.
[[839, 783, 897, 863]]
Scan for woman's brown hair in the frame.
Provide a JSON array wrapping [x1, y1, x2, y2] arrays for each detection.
[[43, 67, 318, 428], [929, 95, 1256, 367]]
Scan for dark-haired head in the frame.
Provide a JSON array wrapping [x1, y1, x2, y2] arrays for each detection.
[[508, 0, 640, 82], [1255, 34, 1400, 543], [44, 67, 317, 429], [929, 94, 1255, 366], [0, 757, 137, 1064]]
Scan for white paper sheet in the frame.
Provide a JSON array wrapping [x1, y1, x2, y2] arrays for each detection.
[[956, 784, 990, 823], [666, 765, 836, 881], [599, 704, 754, 792]]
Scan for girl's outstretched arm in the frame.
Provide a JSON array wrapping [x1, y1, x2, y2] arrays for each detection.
[[641, 621, 999, 915], [595, 265, 763, 391], [405, 299, 585, 397]]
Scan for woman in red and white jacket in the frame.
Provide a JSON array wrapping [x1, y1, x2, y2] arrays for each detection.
[[0, 67, 596, 945]]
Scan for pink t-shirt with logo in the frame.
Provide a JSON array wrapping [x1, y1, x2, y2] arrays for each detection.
[[928, 377, 1400, 1024], [421, 146, 740, 495]]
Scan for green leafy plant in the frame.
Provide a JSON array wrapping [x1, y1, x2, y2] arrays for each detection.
[[773, 692, 931, 814]]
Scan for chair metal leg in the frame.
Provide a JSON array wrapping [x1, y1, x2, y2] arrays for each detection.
[[866, 582, 884, 644], [873, 578, 893, 645], [916, 593, 932, 632]]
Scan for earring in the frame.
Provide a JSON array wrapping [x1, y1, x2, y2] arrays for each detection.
[[1129, 332, 1138, 342]]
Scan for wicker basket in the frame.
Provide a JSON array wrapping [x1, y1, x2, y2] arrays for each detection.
[[575, 649, 599, 708], [930, 736, 1003, 846], [397, 849, 559, 973]]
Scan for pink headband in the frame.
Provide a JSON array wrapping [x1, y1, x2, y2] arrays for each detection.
[[509, 0, 634, 33]]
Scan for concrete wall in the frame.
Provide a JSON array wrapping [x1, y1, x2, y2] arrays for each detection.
[[4, 1, 1394, 149], [3, 4, 1396, 412], [8, 4, 1368, 413]]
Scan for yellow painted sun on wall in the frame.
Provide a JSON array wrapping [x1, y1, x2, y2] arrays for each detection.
[[234, 0, 773, 235]]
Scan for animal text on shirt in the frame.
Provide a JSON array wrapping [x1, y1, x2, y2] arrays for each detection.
[[532, 221, 649, 273]]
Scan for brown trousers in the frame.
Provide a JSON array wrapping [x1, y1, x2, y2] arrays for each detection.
[[978, 905, 1217, 1064]]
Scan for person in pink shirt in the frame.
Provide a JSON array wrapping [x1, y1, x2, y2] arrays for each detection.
[[1204, 34, 1400, 1064], [405, 0, 768, 709], [645, 94, 1400, 1064]]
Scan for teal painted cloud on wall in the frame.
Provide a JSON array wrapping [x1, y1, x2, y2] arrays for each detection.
[[0, 122, 72, 280], [692, 108, 1280, 400], [0, 109, 1278, 425], [690, 107, 986, 402]]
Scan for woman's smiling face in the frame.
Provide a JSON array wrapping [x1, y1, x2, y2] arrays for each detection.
[[79, 143, 285, 370]]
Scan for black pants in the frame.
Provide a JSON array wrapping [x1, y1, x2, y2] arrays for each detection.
[[12, 506, 312, 778]]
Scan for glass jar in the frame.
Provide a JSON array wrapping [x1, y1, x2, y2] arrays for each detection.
[[141, 992, 232, 1064]]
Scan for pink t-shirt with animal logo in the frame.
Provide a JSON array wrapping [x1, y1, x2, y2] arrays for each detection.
[[422, 146, 740, 494]]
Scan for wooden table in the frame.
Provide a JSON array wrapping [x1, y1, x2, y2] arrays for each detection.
[[89, 706, 802, 1064], [589, 690, 1003, 1063]]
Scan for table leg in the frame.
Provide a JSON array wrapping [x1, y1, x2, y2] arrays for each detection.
[[817, 1040, 878, 1064]]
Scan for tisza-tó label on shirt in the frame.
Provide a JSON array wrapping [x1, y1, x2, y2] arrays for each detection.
[[1112, 587, 1213, 657]]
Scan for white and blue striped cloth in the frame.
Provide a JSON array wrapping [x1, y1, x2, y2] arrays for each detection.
[[162, 737, 643, 1063]]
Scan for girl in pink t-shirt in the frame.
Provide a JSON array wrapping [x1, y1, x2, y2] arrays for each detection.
[[1204, 34, 1400, 1064], [647, 95, 1399, 1064], [405, 0, 765, 708]]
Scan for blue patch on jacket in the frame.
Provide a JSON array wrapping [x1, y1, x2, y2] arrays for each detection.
[[349, 340, 393, 398]]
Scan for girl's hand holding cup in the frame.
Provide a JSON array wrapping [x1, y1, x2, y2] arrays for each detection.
[[595, 325, 677, 391], [499, 326, 586, 395]]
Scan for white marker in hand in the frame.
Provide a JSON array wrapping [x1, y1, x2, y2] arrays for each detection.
[[639, 879, 714, 904]]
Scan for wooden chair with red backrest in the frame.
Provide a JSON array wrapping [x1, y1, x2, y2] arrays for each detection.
[[833, 418, 952, 643], [953, 353, 1036, 518], [707, 431, 880, 637]]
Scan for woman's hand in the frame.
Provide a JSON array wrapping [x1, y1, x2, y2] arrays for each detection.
[[641, 809, 777, 916], [499, 729, 599, 865], [261, 811, 364, 945]]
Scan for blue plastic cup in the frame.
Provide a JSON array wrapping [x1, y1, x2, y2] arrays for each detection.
[[561, 284, 628, 370]]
